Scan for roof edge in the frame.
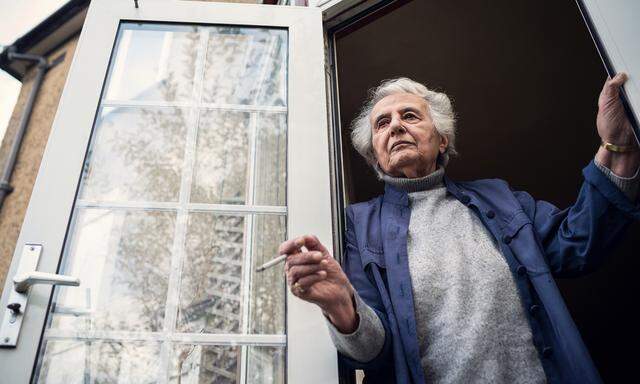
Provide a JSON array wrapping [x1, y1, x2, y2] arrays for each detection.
[[0, 0, 90, 80]]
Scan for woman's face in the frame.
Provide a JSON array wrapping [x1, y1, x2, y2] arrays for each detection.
[[370, 93, 448, 178]]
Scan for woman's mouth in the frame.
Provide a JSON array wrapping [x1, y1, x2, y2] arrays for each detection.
[[390, 141, 414, 152]]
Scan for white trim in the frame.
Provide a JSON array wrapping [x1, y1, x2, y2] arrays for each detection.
[[188, 203, 286, 214], [75, 200, 287, 214], [317, 0, 367, 20], [319, 0, 393, 29], [44, 329, 286, 346], [286, 8, 338, 384], [101, 100, 288, 113], [4, 9, 89, 79]]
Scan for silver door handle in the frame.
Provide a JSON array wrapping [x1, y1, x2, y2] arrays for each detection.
[[1, 244, 80, 348], [13, 271, 80, 293]]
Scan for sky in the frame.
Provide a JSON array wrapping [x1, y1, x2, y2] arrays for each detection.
[[0, 0, 69, 142]]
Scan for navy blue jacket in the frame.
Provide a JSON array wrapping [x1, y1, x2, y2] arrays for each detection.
[[340, 161, 640, 383]]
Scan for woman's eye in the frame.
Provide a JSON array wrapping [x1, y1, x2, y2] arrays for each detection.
[[377, 120, 389, 129], [404, 113, 418, 120]]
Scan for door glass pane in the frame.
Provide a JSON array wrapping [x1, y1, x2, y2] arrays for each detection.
[[178, 213, 286, 335], [202, 29, 287, 106], [80, 107, 188, 203], [179, 213, 246, 333], [250, 215, 286, 334], [49, 208, 174, 332], [169, 345, 285, 384], [246, 346, 286, 384], [35, 341, 162, 384], [254, 113, 287, 206], [171, 345, 240, 384], [105, 24, 200, 102], [34, 22, 288, 384], [190, 111, 251, 205]]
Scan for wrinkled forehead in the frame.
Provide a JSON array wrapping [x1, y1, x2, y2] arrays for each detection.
[[370, 92, 429, 120]]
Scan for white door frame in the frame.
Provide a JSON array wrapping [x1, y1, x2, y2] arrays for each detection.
[[0, 1, 336, 383], [576, 0, 640, 143], [318, 0, 392, 28]]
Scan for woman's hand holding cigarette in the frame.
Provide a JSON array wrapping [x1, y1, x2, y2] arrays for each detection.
[[278, 235, 358, 333]]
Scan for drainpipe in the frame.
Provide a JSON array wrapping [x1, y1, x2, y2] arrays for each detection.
[[0, 48, 49, 211]]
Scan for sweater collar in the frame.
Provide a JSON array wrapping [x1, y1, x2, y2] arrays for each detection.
[[381, 167, 464, 207], [377, 165, 445, 193]]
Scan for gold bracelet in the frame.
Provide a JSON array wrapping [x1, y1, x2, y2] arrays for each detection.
[[601, 141, 639, 153]]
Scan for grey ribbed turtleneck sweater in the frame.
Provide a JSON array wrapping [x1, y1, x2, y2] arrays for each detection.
[[325, 162, 639, 383]]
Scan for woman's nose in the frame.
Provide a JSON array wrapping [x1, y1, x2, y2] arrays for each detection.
[[390, 118, 406, 135]]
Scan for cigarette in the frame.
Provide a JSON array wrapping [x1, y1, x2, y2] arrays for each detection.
[[255, 254, 287, 272]]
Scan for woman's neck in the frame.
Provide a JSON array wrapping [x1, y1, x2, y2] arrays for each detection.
[[376, 165, 445, 193]]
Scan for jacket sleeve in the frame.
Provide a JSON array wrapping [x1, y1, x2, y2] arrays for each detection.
[[324, 290, 385, 362], [514, 160, 640, 278], [335, 205, 395, 372]]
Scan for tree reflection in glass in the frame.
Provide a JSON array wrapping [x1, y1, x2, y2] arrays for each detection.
[[250, 215, 286, 334], [191, 111, 251, 205], [105, 25, 200, 103], [254, 113, 287, 206], [49, 209, 175, 333], [203, 28, 287, 107], [80, 107, 188, 203], [36, 340, 161, 383], [180, 213, 246, 334]]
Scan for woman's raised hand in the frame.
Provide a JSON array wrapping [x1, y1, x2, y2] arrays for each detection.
[[594, 73, 640, 177], [597, 73, 636, 147], [278, 235, 358, 333]]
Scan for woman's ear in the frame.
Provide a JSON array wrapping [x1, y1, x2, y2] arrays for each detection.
[[439, 134, 449, 154]]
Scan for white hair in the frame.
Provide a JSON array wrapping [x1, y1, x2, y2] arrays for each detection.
[[350, 77, 457, 167]]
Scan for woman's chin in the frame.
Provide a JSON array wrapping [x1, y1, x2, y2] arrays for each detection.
[[389, 152, 420, 170]]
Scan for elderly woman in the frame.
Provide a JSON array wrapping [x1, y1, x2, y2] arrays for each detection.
[[278, 75, 639, 384]]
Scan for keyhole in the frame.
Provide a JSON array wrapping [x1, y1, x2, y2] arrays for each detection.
[[7, 303, 21, 315], [7, 303, 21, 324]]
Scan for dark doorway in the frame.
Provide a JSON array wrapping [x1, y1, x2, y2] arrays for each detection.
[[332, 0, 638, 381]]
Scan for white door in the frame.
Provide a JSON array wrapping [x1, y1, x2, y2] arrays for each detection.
[[0, 1, 337, 383]]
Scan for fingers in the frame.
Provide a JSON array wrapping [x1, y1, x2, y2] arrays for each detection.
[[286, 251, 325, 268], [287, 261, 328, 284], [301, 235, 329, 254], [278, 237, 305, 256], [296, 271, 327, 290], [609, 72, 628, 87], [289, 271, 327, 298], [278, 235, 329, 256], [284, 251, 325, 277], [602, 73, 627, 99], [279, 236, 332, 293]]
